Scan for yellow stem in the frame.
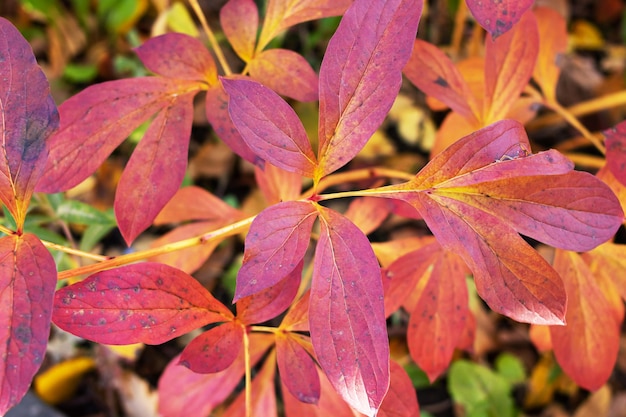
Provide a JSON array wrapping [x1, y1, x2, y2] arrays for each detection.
[[302, 167, 415, 198], [0, 224, 13, 236], [44, 241, 109, 262], [57, 216, 254, 280], [450, 0, 468, 59], [543, 99, 606, 154], [249, 325, 278, 333], [187, 0, 232, 76], [562, 152, 606, 169], [528, 90, 626, 131], [243, 328, 251, 417]]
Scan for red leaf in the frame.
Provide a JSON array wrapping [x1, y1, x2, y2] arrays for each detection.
[[205, 82, 263, 166], [416, 196, 566, 325], [0, 18, 59, 229], [378, 361, 420, 417], [237, 263, 301, 324], [222, 350, 277, 417], [310, 206, 389, 416], [403, 39, 480, 123], [222, 78, 317, 177], [405, 249, 470, 381], [0, 234, 56, 414], [550, 250, 620, 391], [220, 0, 259, 62], [257, 0, 352, 51], [466, 0, 534, 39], [37, 77, 203, 192], [276, 332, 320, 404], [115, 92, 195, 245], [604, 120, 626, 186], [158, 333, 274, 417], [236, 201, 317, 300], [316, 0, 422, 178], [533, 7, 568, 102], [134, 33, 218, 84], [382, 238, 441, 316], [248, 49, 319, 102], [439, 169, 623, 251], [53, 263, 233, 345], [483, 10, 538, 122], [179, 321, 244, 373]]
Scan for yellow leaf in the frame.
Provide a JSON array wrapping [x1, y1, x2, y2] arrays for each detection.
[[34, 357, 96, 405]]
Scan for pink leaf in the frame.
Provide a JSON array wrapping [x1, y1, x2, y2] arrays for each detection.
[[37, 77, 203, 192], [135, 33, 217, 83], [412, 194, 566, 325], [466, 0, 534, 39], [0, 18, 59, 228], [378, 361, 420, 417], [310, 206, 389, 416], [403, 39, 480, 122], [222, 78, 317, 177], [179, 321, 244, 373], [220, 0, 259, 62], [276, 333, 320, 404], [53, 263, 233, 345], [115, 92, 195, 245], [205, 82, 263, 166], [0, 234, 56, 414], [236, 201, 317, 300], [317, 0, 422, 177], [282, 365, 355, 417], [248, 49, 319, 102], [222, 351, 277, 417], [237, 263, 302, 324], [158, 333, 274, 417]]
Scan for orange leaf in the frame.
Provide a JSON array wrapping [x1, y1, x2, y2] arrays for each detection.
[[533, 7, 568, 102], [550, 250, 620, 391], [483, 10, 538, 123], [220, 0, 258, 62], [248, 49, 318, 102], [400, 246, 470, 381], [257, 0, 351, 51]]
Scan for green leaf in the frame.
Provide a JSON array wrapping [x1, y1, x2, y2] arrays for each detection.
[[56, 200, 116, 226], [79, 223, 116, 252], [448, 360, 516, 417], [495, 353, 526, 385]]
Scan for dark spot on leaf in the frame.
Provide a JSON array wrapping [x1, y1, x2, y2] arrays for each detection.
[[434, 76, 449, 88], [156, 278, 163, 286], [15, 325, 31, 344]]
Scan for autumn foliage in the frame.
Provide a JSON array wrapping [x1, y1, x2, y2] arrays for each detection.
[[1, 0, 626, 416]]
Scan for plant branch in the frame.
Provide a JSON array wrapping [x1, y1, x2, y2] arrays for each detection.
[[302, 167, 415, 198], [57, 216, 255, 280], [544, 99, 606, 154], [243, 328, 252, 417], [187, 0, 232, 76], [527, 90, 626, 132]]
